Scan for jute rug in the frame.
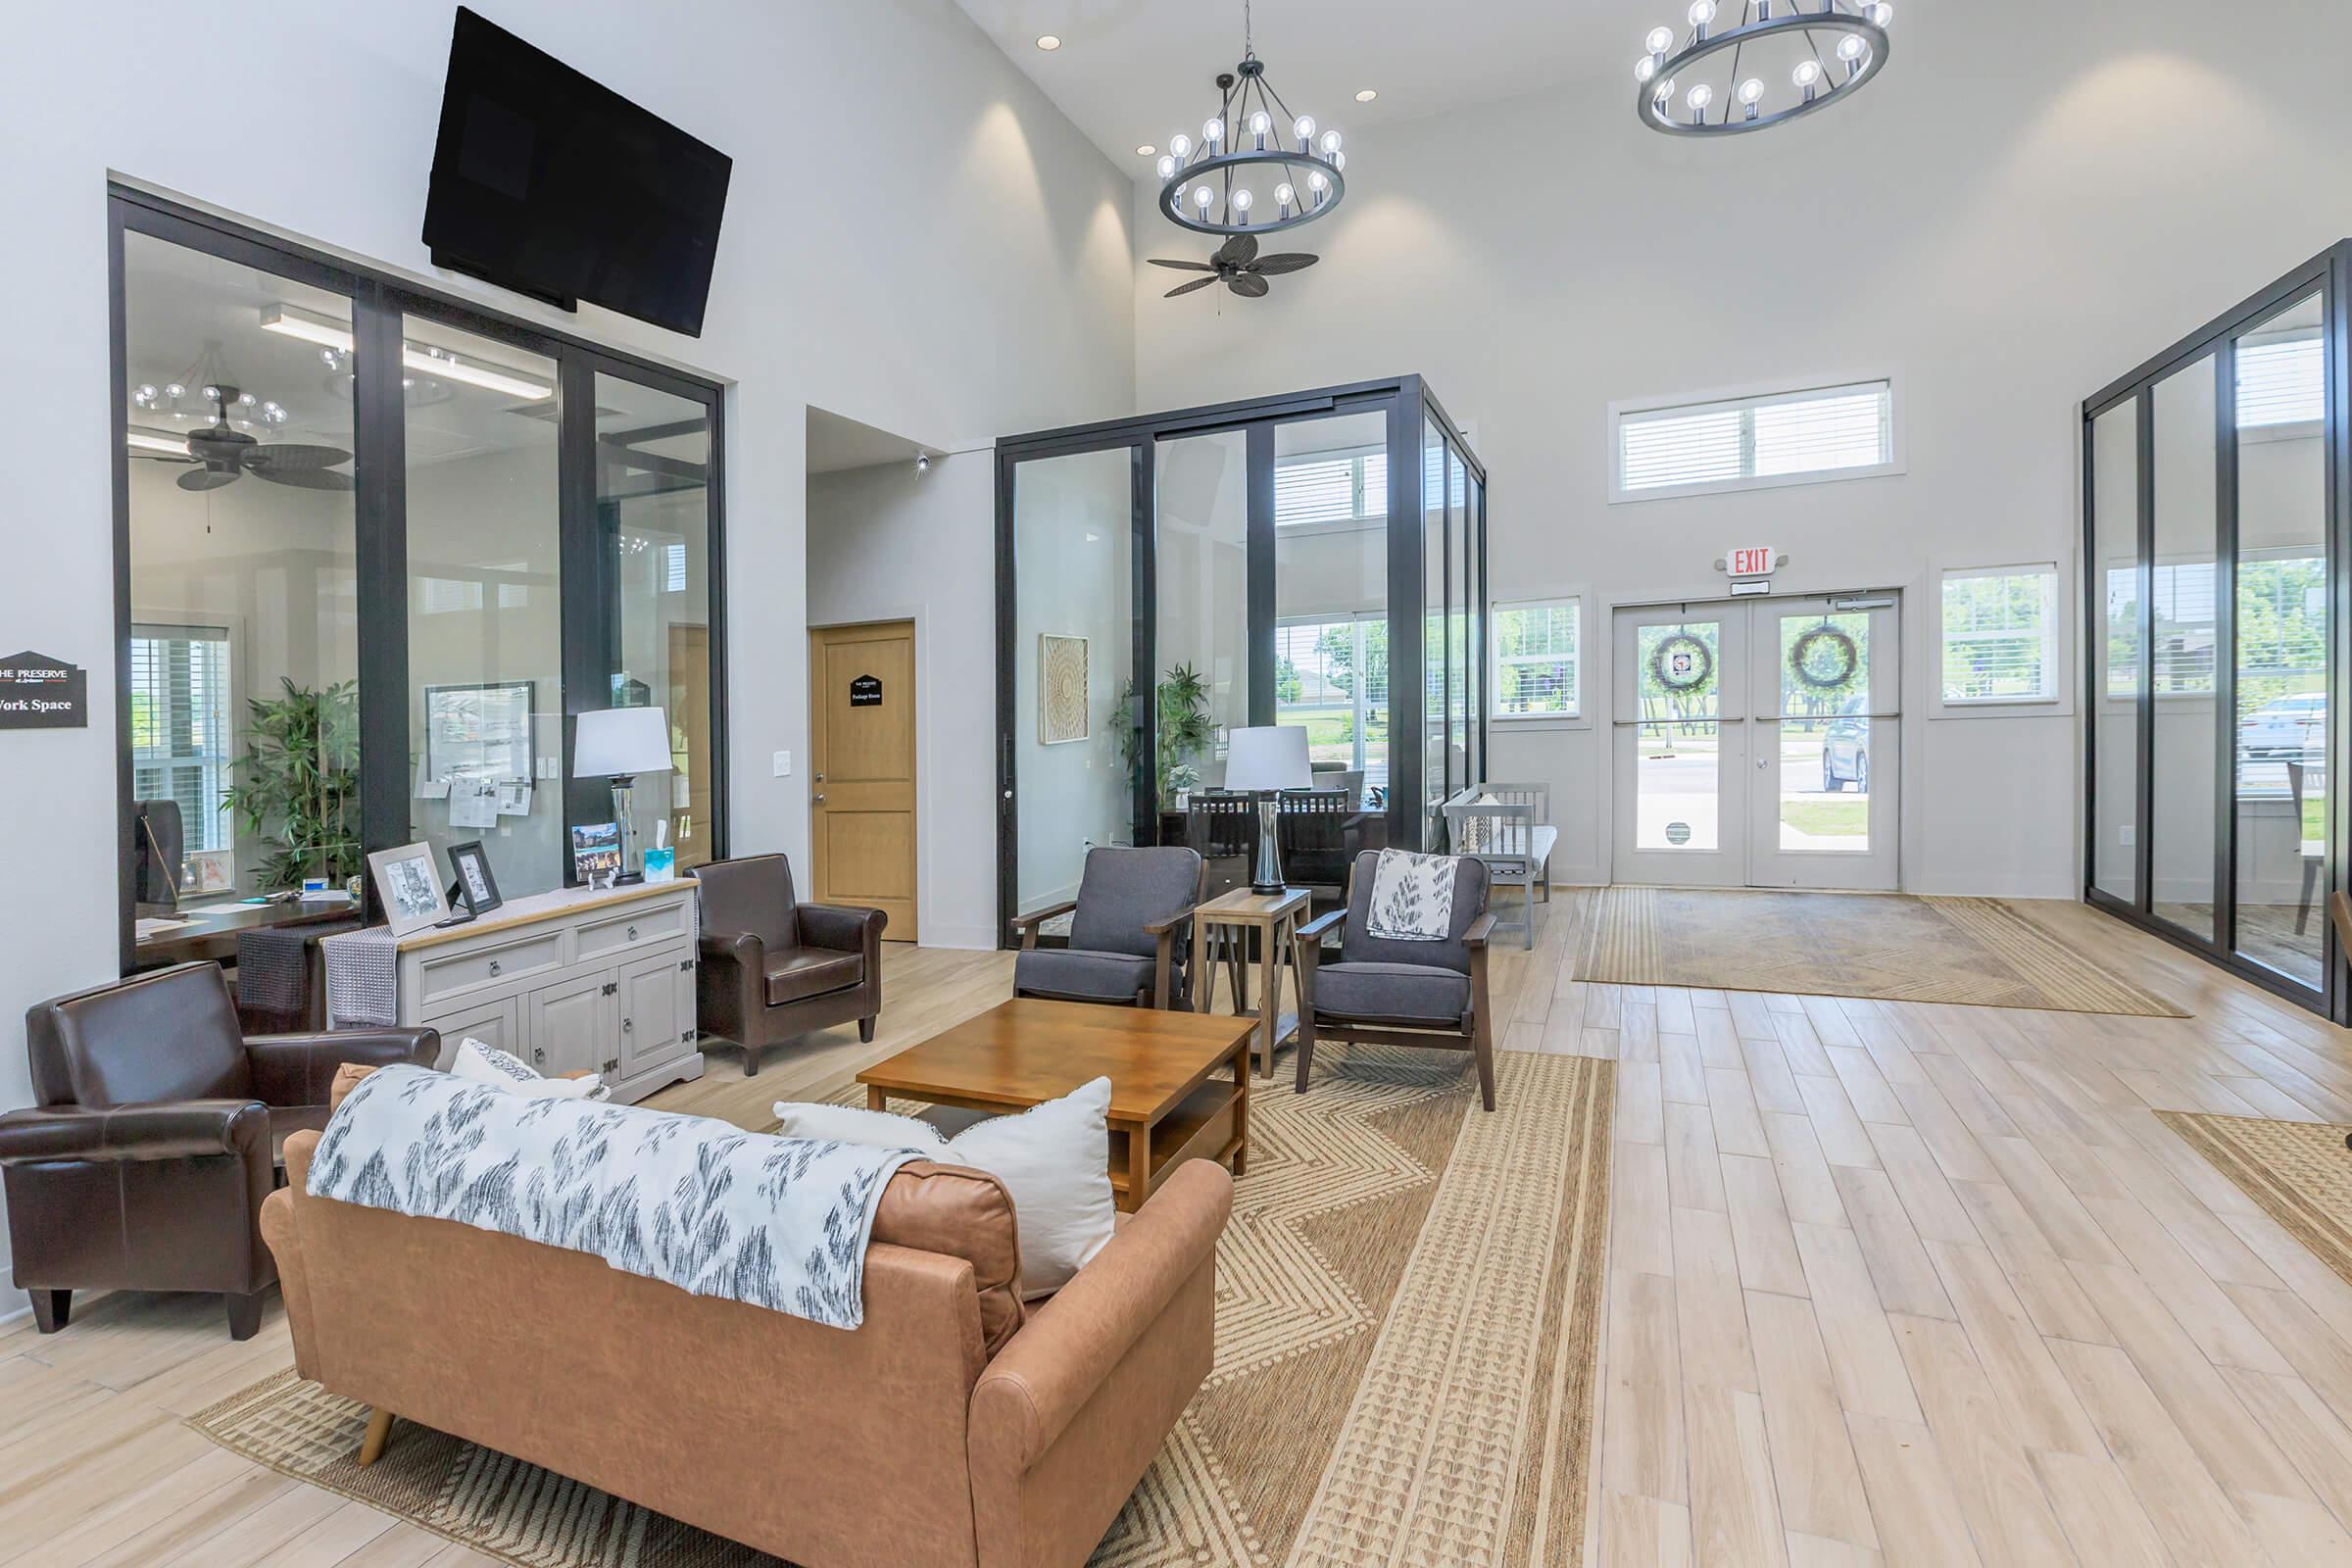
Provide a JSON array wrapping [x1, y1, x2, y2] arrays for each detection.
[[1578, 886, 2186, 1016], [191, 1047, 1614, 1567], [2156, 1110, 2352, 1289]]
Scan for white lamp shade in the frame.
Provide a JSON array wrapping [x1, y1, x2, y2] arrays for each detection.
[[1222, 725, 1313, 792], [573, 707, 672, 776]]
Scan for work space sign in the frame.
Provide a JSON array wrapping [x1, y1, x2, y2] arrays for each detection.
[[0, 650, 87, 728]]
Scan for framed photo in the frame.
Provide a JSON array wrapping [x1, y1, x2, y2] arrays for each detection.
[[446, 839, 504, 916], [424, 679, 536, 787], [1038, 634, 1089, 745], [368, 842, 451, 937], [571, 821, 621, 887]]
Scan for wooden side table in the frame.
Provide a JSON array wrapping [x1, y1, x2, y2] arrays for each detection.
[[1193, 886, 1311, 1079]]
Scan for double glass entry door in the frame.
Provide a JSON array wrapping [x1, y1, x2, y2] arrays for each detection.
[[1611, 596, 1901, 890]]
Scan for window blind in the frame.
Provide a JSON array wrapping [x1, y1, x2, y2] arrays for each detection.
[[1275, 450, 1388, 526], [2237, 334, 2324, 428], [128, 624, 233, 854], [1939, 569, 2052, 703], [1494, 600, 1579, 716], [1618, 381, 1892, 495]]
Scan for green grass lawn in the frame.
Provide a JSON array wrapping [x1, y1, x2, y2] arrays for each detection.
[[1780, 800, 1869, 838]]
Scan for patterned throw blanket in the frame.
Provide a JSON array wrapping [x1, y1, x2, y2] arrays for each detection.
[[307, 1064, 917, 1329], [1365, 849, 1457, 941]]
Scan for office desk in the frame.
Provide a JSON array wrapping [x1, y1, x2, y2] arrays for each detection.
[[132, 900, 358, 970]]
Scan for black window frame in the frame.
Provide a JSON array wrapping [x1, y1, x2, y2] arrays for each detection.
[[110, 185, 729, 975]]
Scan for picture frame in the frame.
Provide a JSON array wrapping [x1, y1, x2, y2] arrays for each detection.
[[570, 820, 621, 888], [446, 839, 504, 917], [368, 842, 452, 937], [1038, 633, 1089, 744], [423, 679, 537, 787]]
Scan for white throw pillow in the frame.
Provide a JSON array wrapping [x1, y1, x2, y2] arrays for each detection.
[[773, 1077, 1116, 1298], [451, 1037, 606, 1101]]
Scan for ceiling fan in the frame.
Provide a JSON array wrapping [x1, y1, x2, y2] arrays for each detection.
[[140, 385, 355, 492], [1150, 233, 1318, 299]]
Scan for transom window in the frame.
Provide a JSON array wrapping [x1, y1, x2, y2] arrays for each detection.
[[1612, 379, 1897, 501], [1275, 447, 1387, 526]]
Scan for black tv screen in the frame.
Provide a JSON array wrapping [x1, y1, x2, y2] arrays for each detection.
[[422, 8, 732, 337]]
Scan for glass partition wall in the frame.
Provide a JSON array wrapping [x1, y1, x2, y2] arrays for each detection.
[[112, 189, 727, 972], [2083, 243, 2352, 1014], [997, 378, 1485, 940]]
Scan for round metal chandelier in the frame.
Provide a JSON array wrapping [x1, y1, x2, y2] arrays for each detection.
[[1634, 1, 1892, 136], [1155, 2, 1347, 237]]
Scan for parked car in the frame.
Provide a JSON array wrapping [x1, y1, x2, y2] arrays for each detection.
[[2238, 692, 2326, 760], [1822, 698, 1869, 793]]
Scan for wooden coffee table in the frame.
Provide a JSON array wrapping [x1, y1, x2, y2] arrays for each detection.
[[857, 998, 1254, 1212]]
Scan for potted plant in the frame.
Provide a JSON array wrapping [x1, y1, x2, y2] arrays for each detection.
[[1113, 662, 1216, 809], [221, 677, 362, 892]]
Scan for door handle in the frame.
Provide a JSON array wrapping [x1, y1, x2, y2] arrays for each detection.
[[812, 793, 826, 804]]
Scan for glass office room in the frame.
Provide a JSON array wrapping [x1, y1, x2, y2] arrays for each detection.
[[2084, 241, 2351, 1014], [996, 376, 1487, 940]]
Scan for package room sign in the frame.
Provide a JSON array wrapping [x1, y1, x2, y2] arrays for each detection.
[[0, 651, 88, 728]]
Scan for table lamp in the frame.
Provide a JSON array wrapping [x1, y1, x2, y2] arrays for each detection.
[[1222, 725, 1313, 895], [573, 706, 671, 884]]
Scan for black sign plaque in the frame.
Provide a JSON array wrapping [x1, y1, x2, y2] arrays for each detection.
[[0, 650, 87, 729], [849, 673, 883, 707]]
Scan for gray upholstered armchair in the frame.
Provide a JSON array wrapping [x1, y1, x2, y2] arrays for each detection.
[[1294, 851, 1497, 1110], [1010, 846, 1205, 1008]]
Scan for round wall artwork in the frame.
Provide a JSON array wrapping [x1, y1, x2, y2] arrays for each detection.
[[1650, 632, 1715, 694]]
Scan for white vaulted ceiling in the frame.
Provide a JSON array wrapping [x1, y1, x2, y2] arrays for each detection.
[[952, 0, 1614, 169]]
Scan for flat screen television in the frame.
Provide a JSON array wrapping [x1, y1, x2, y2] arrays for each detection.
[[422, 8, 732, 337]]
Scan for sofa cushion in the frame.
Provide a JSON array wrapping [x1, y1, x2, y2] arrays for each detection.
[[873, 1159, 1026, 1356], [765, 947, 865, 1006], [1013, 947, 1153, 1003], [1068, 845, 1201, 958], [1313, 961, 1470, 1024]]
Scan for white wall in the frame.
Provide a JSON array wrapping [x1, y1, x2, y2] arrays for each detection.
[[0, 0, 1133, 1313], [1131, 0, 2352, 895], [806, 453, 998, 951]]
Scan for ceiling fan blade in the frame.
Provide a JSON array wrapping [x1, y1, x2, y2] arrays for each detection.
[[245, 443, 353, 472], [1227, 272, 1271, 299], [1215, 233, 1259, 268], [253, 466, 356, 492], [1148, 258, 1214, 271], [177, 467, 239, 492], [1164, 275, 1220, 298], [1251, 253, 1320, 275]]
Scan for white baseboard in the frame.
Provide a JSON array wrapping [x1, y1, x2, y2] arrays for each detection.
[[915, 923, 1000, 952]]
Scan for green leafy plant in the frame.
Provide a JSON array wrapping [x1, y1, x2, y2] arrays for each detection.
[[1113, 662, 1216, 808], [221, 677, 361, 892]]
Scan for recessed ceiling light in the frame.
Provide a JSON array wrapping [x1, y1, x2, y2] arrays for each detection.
[[1355, 88, 1379, 102], [1137, 143, 1156, 156], [1035, 33, 1061, 51]]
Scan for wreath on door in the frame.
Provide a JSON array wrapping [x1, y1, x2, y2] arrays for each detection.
[[1649, 632, 1714, 694], [1788, 623, 1860, 692]]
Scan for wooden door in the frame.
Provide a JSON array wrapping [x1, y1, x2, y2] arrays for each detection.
[[666, 623, 712, 868], [810, 620, 917, 940]]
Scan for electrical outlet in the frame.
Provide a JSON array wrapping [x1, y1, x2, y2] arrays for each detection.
[[773, 750, 792, 777], [2119, 824, 2134, 846]]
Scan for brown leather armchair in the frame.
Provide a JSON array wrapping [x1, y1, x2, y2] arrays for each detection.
[[0, 962, 437, 1339], [692, 855, 886, 1076]]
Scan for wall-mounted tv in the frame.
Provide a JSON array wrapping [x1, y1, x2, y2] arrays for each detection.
[[422, 8, 732, 337]]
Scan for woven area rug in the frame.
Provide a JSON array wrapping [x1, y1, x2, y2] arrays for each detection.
[[190, 1047, 1613, 1567], [2156, 1110, 2352, 1288], [1578, 886, 2186, 1016]]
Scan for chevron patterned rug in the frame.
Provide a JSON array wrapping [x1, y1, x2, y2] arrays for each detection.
[[1579, 886, 2186, 1016], [191, 1047, 1613, 1567]]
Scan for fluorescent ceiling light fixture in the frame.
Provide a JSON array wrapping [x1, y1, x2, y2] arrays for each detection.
[[259, 304, 554, 401], [1035, 33, 1061, 50], [1355, 88, 1378, 102], [126, 427, 186, 456]]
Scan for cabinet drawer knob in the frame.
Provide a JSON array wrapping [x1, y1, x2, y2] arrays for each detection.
[[622, 1017, 634, 1033], [489, 959, 503, 976], [626, 925, 639, 941], [531, 1046, 545, 1064]]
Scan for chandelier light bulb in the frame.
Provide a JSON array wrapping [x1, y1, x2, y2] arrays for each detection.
[[1319, 129, 1342, 155], [1838, 34, 1866, 61], [1644, 25, 1674, 54], [166, 383, 184, 398], [1194, 184, 1214, 211], [1294, 114, 1315, 142], [1870, 2, 1892, 24], [1250, 111, 1270, 135], [1636, 55, 1657, 83], [1203, 117, 1223, 145], [1276, 181, 1296, 208], [1687, 0, 1714, 25], [1171, 132, 1192, 159], [1330, 150, 1345, 171], [1232, 189, 1254, 224], [1792, 59, 1823, 87], [1739, 76, 1765, 104], [1156, 154, 1177, 179], [1686, 83, 1713, 119]]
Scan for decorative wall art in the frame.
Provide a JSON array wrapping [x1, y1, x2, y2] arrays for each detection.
[[1038, 634, 1090, 745]]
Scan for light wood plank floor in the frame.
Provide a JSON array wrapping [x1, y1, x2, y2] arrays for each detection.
[[12, 902, 2352, 1565]]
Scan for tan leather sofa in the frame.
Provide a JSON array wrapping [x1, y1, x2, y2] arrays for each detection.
[[261, 1067, 1231, 1567]]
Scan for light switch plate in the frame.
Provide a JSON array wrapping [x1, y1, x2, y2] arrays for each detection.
[[773, 750, 792, 777]]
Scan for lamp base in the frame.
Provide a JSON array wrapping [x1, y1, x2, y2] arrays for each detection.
[[610, 774, 643, 884], [1251, 793, 1286, 897]]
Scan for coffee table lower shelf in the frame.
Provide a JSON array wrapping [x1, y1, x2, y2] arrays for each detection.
[[1108, 1079, 1246, 1209]]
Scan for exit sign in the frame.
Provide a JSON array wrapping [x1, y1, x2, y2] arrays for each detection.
[[1729, 546, 1775, 578]]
